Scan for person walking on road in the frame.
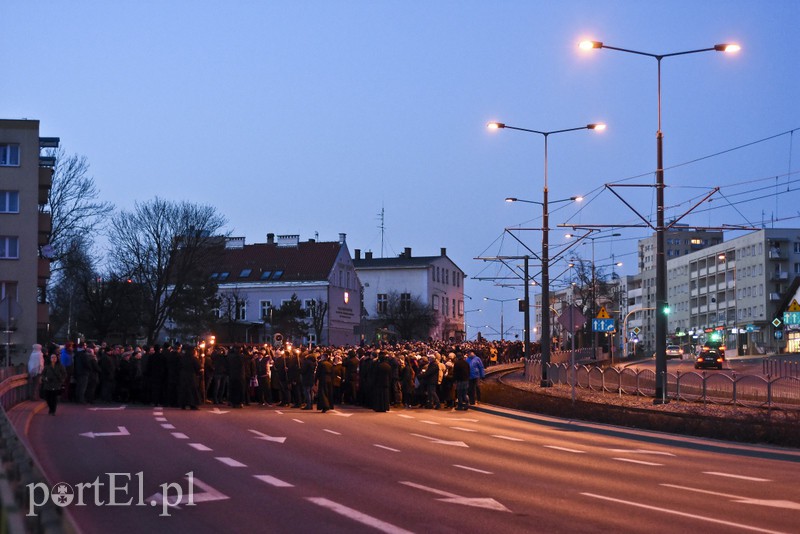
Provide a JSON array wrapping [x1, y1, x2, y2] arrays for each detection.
[[42, 352, 67, 415], [27, 344, 44, 401], [467, 351, 485, 406]]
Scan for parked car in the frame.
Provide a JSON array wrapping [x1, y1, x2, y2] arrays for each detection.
[[666, 345, 683, 359], [694, 345, 725, 370]]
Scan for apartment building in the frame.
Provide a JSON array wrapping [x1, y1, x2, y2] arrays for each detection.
[[0, 120, 58, 364]]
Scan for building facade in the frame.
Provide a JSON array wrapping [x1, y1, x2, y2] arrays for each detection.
[[0, 120, 57, 364], [354, 247, 466, 341]]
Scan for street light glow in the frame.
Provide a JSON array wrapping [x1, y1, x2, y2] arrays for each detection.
[[715, 43, 741, 53], [579, 40, 603, 50], [487, 122, 505, 130], [505, 197, 517, 202], [588, 123, 606, 131]]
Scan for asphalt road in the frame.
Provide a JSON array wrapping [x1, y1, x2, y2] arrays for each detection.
[[25, 401, 800, 534]]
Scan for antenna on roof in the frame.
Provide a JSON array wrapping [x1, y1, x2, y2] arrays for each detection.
[[377, 204, 386, 258]]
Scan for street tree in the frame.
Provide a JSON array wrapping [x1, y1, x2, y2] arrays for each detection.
[[108, 197, 227, 345], [271, 294, 308, 343], [309, 298, 328, 345], [376, 291, 437, 341]]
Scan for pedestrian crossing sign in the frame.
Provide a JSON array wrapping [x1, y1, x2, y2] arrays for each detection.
[[596, 306, 611, 319]]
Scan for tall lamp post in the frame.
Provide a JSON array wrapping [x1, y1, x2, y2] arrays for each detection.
[[580, 39, 739, 402], [483, 297, 517, 341], [490, 121, 605, 386]]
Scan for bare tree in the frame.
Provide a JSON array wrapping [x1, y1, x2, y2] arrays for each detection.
[[377, 291, 437, 341], [309, 298, 328, 345], [108, 197, 227, 345], [45, 148, 113, 274]]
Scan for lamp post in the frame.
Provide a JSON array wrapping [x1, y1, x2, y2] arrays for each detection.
[[490, 121, 604, 388], [580, 39, 739, 403], [483, 297, 517, 341]]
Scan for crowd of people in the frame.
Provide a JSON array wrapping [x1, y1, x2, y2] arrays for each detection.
[[25, 339, 525, 414]]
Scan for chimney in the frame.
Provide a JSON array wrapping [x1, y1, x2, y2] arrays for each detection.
[[440, 247, 447, 256], [354, 249, 361, 260], [339, 233, 346, 244], [267, 233, 275, 244], [404, 247, 412, 258], [365, 251, 373, 260]]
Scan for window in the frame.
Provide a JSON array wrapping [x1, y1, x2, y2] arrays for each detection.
[[377, 294, 388, 314], [0, 282, 17, 300], [260, 300, 272, 320], [307, 333, 317, 345], [209, 273, 219, 280], [239, 269, 252, 278], [0, 237, 19, 259], [443, 297, 449, 316], [432, 294, 440, 310], [272, 270, 284, 280], [400, 293, 411, 313], [260, 271, 272, 280], [452, 298, 456, 318], [458, 300, 464, 316], [237, 304, 247, 321], [304, 299, 316, 310], [218, 272, 229, 281], [0, 191, 19, 213], [0, 144, 19, 166], [794, 242, 800, 254]]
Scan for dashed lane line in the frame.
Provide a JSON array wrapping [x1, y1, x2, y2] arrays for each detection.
[[492, 435, 524, 442], [216, 457, 246, 467], [155, 417, 168, 422], [703, 472, 771, 482], [254, 475, 294, 488], [374, 444, 401, 452], [450, 427, 478, 432], [544, 445, 586, 454], [323, 429, 341, 435], [161, 423, 176, 429], [189, 443, 212, 451], [292, 419, 305, 424], [454, 464, 492, 475], [171, 432, 189, 439], [612, 458, 663, 466], [307, 497, 414, 534]]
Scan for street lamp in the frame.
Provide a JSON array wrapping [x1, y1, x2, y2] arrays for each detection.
[[580, 39, 739, 403], [483, 297, 517, 341], [491, 122, 605, 386]]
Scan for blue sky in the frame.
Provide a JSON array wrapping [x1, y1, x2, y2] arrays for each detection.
[[4, 1, 799, 339]]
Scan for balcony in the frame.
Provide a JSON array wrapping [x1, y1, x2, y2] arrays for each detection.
[[38, 167, 52, 205], [769, 293, 781, 301], [38, 211, 51, 246], [770, 271, 789, 282], [37, 257, 50, 281], [768, 249, 783, 260]]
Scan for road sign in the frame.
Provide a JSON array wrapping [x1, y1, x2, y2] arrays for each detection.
[[773, 318, 782, 327], [789, 299, 800, 312], [557, 305, 586, 335], [596, 306, 611, 319], [775, 330, 784, 340], [592, 318, 615, 332], [784, 311, 800, 325], [632, 327, 640, 335]]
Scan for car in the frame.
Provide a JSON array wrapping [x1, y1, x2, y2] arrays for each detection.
[[666, 345, 683, 359], [694, 345, 725, 370]]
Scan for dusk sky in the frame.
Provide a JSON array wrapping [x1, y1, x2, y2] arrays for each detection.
[[4, 1, 799, 339]]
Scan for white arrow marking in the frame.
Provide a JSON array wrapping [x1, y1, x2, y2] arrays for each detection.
[[610, 448, 676, 457], [209, 407, 229, 414], [88, 405, 127, 411], [661, 484, 800, 510], [410, 433, 468, 448], [148, 476, 229, 508], [248, 429, 287, 443], [80, 426, 130, 439], [400, 481, 509, 512], [703, 472, 770, 482]]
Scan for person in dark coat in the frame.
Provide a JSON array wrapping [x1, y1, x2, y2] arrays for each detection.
[[147, 345, 166, 406], [453, 352, 471, 411], [343, 350, 359, 404], [287, 349, 302, 408], [211, 347, 228, 404], [373, 355, 392, 412], [331, 354, 345, 407], [166, 344, 182, 407], [273, 351, 290, 406], [300, 353, 317, 410], [400, 356, 416, 408], [42, 351, 67, 415], [177, 346, 201, 410], [315, 353, 333, 413], [227, 347, 246, 408]]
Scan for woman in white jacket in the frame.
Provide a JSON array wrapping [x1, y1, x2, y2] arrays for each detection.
[[27, 343, 45, 401]]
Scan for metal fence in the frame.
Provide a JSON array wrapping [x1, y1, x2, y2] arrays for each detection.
[[762, 359, 800, 378], [525, 359, 800, 409]]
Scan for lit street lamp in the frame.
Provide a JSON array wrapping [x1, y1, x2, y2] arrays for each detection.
[[580, 39, 739, 403], [490, 121, 605, 386]]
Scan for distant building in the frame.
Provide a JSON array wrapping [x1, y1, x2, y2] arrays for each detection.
[[165, 232, 361, 346], [353, 247, 466, 341], [0, 119, 58, 364]]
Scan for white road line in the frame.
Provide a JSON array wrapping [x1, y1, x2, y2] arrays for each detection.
[[582, 492, 788, 534], [161, 423, 176, 429], [216, 457, 246, 467], [155, 417, 167, 422], [324, 429, 341, 435], [703, 472, 771, 482], [254, 475, 294, 488], [396, 414, 414, 419], [307, 497, 414, 534], [189, 443, 212, 451], [454, 464, 492, 474], [292, 419, 304, 424], [544, 445, 586, 454], [420, 420, 440, 425], [450, 427, 478, 432], [275, 410, 284, 415], [610, 448, 676, 457], [492, 435, 524, 442], [374, 444, 401, 452], [661, 483, 800, 510], [171, 432, 189, 439], [612, 458, 663, 466]]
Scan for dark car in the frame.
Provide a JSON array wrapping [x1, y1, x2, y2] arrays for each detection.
[[694, 345, 725, 370]]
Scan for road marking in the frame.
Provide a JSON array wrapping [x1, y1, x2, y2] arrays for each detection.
[[215, 457, 246, 467], [209, 407, 229, 414], [80, 426, 130, 439], [254, 475, 294, 488], [292, 419, 304, 424], [189, 443, 211, 451], [248, 429, 287, 443], [492, 435, 524, 442], [155, 417, 168, 422], [454, 464, 492, 474], [449, 418, 479, 422], [661, 484, 800, 510], [89, 405, 127, 411], [420, 420, 440, 425], [450, 427, 478, 432], [324, 429, 341, 435], [396, 414, 414, 419], [410, 433, 468, 448], [275, 410, 284, 415], [610, 448, 675, 457], [171, 432, 189, 439], [307, 497, 415, 534], [149, 476, 229, 508], [161, 423, 176, 430], [703, 472, 770, 482], [582, 492, 789, 533], [330, 410, 353, 417], [400, 481, 510, 512], [544, 445, 586, 454], [612, 458, 663, 466], [374, 444, 401, 452]]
